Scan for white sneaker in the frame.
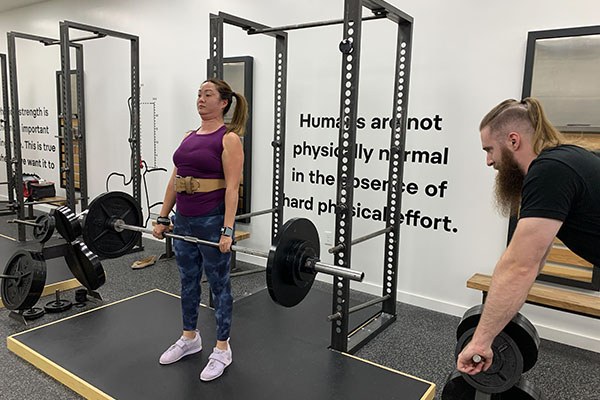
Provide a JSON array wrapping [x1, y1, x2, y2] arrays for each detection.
[[200, 343, 232, 381], [159, 331, 202, 365]]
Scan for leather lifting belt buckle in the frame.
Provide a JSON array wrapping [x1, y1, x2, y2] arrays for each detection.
[[174, 176, 226, 194]]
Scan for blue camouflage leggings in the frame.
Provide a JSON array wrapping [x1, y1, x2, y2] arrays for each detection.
[[172, 206, 233, 341]]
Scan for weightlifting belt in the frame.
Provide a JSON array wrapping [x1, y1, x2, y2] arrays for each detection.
[[174, 176, 226, 194]]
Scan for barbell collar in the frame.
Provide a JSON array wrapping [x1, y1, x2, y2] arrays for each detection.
[[113, 220, 146, 234]]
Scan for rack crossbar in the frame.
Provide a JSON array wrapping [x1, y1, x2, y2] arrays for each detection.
[[247, 14, 386, 35]]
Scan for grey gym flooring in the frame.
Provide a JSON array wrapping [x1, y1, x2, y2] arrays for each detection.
[[0, 221, 598, 399]]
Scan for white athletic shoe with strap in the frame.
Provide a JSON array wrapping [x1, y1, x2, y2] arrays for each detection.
[[159, 331, 202, 365], [200, 342, 232, 381]]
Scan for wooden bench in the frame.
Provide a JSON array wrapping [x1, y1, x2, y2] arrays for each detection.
[[25, 196, 67, 219], [540, 239, 595, 283], [467, 273, 600, 319]]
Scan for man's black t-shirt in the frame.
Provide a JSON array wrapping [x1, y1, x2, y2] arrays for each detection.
[[520, 145, 600, 266]]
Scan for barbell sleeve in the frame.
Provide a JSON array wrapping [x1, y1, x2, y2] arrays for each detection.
[[114, 219, 364, 282], [312, 262, 364, 281]]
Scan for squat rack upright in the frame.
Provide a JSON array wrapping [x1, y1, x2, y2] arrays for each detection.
[[7, 31, 86, 241], [209, 0, 413, 353], [7, 22, 142, 247], [0, 53, 14, 215], [58, 20, 142, 252]]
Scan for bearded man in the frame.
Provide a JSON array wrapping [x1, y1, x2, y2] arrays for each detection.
[[456, 97, 600, 374]]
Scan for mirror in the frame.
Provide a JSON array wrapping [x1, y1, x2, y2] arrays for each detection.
[[520, 25, 600, 291], [206, 56, 253, 222], [56, 70, 82, 191], [528, 34, 600, 133]]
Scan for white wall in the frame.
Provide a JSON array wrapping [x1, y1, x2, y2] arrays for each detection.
[[0, 0, 598, 352]]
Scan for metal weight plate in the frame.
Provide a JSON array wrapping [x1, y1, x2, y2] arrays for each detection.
[[456, 304, 481, 340], [22, 307, 45, 320], [456, 305, 540, 372], [441, 371, 545, 400], [287, 240, 318, 288], [504, 312, 540, 372], [0, 250, 47, 310], [501, 378, 546, 400], [455, 327, 524, 394], [44, 299, 73, 313], [50, 206, 82, 242], [266, 217, 320, 307], [82, 191, 143, 258], [441, 370, 475, 400], [64, 240, 106, 291], [33, 214, 56, 243]]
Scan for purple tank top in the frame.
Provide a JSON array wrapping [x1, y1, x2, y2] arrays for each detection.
[[173, 125, 227, 216]]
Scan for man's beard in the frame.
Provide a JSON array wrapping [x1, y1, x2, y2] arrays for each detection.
[[494, 147, 525, 217]]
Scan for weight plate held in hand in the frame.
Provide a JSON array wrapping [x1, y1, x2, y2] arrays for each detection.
[[456, 304, 539, 372], [455, 327, 524, 394]]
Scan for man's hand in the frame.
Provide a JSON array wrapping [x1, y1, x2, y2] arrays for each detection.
[[457, 341, 493, 375]]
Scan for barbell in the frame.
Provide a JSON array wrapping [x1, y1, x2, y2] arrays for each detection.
[[8, 214, 56, 243], [7, 206, 83, 244], [79, 191, 365, 307]]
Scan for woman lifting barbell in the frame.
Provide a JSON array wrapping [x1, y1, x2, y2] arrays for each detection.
[[153, 79, 248, 382]]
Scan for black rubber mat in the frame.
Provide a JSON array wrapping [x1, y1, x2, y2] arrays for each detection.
[[9, 288, 434, 400]]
